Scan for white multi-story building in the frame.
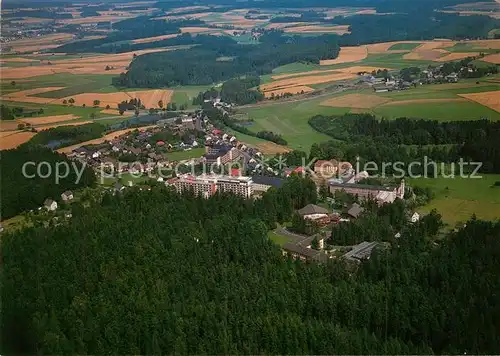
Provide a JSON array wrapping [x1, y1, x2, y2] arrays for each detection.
[[168, 174, 253, 198]]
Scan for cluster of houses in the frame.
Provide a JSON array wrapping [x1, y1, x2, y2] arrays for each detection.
[[42, 190, 74, 212]]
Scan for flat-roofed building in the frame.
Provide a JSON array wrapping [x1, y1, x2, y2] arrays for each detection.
[[168, 174, 253, 198]]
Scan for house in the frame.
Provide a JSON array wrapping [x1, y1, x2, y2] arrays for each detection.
[[44, 199, 57, 211], [343, 241, 379, 263], [409, 212, 420, 223], [282, 243, 320, 262], [298, 204, 329, 220], [347, 203, 364, 218], [314, 159, 338, 176], [61, 190, 74, 201]]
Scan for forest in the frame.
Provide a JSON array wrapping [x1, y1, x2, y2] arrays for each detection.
[[0, 145, 96, 219], [309, 114, 500, 173], [26, 123, 107, 149], [3, 175, 500, 354], [112, 33, 340, 87]]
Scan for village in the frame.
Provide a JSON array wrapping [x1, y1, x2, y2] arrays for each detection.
[[16, 103, 422, 265]]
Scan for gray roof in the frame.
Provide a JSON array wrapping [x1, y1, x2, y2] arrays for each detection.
[[251, 175, 284, 188], [44, 199, 54, 206], [329, 181, 394, 192], [347, 203, 364, 218], [298, 204, 329, 216], [343, 241, 378, 262], [283, 243, 320, 258]]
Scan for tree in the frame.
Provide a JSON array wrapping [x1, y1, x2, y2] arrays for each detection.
[[62, 99, 68, 105], [311, 236, 319, 250], [93, 100, 101, 107], [68, 98, 75, 106], [82, 104, 86, 107], [10, 81, 16, 86], [17, 123, 25, 130], [119, 110, 125, 116], [89, 112, 96, 120], [171, 102, 177, 111], [135, 109, 140, 117], [158, 100, 164, 109], [106, 105, 110, 109]]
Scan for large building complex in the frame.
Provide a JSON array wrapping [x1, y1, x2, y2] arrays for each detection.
[[168, 174, 253, 198]]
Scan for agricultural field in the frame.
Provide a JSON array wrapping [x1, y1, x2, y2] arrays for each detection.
[[409, 174, 500, 226]]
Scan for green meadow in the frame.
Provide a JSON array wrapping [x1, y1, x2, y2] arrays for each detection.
[[409, 174, 500, 226]]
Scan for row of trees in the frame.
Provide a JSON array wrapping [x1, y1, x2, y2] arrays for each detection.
[[3, 173, 500, 354]]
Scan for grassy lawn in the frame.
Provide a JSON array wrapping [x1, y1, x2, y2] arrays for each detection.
[[238, 96, 346, 151], [268, 231, 289, 246], [388, 43, 422, 51], [170, 85, 211, 109], [408, 174, 500, 226], [165, 147, 205, 161]]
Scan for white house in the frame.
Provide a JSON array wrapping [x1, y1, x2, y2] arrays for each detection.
[[61, 191, 74, 201], [44, 199, 57, 211], [409, 212, 420, 223]]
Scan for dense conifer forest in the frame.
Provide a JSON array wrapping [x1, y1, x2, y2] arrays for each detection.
[[309, 114, 500, 173], [2, 177, 500, 354], [1, 146, 96, 219]]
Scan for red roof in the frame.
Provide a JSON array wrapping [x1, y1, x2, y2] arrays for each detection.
[[231, 168, 240, 177], [293, 167, 304, 173], [212, 129, 222, 135], [156, 141, 165, 146]]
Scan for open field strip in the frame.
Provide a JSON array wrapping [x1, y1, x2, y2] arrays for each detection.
[[271, 65, 391, 80], [283, 25, 350, 35], [37, 120, 93, 130], [61, 89, 173, 109], [458, 91, 500, 113], [4, 33, 75, 53], [56, 125, 158, 153], [2, 87, 66, 104], [481, 53, 500, 64], [58, 15, 135, 25], [131, 34, 179, 44], [19, 114, 80, 125], [260, 72, 357, 92], [434, 52, 481, 62], [408, 174, 500, 225], [0, 131, 36, 150], [263, 85, 314, 98], [0, 48, 179, 79], [320, 94, 392, 109], [320, 46, 368, 65]]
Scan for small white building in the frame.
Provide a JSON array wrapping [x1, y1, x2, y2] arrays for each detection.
[[61, 191, 74, 201], [44, 199, 57, 211], [409, 212, 420, 223]]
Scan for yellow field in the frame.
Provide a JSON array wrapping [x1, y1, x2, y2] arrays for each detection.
[[131, 34, 179, 44], [261, 72, 356, 92], [61, 89, 173, 109], [254, 142, 291, 154], [284, 25, 350, 35], [0, 48, 176, 79], [263, 85, 314, 98], [458, 91, 500, 113], [320, 46, 368, 65], [19, 114, 80, 125], [1, 87, 66, 104], [0, 131, 36, 150]]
